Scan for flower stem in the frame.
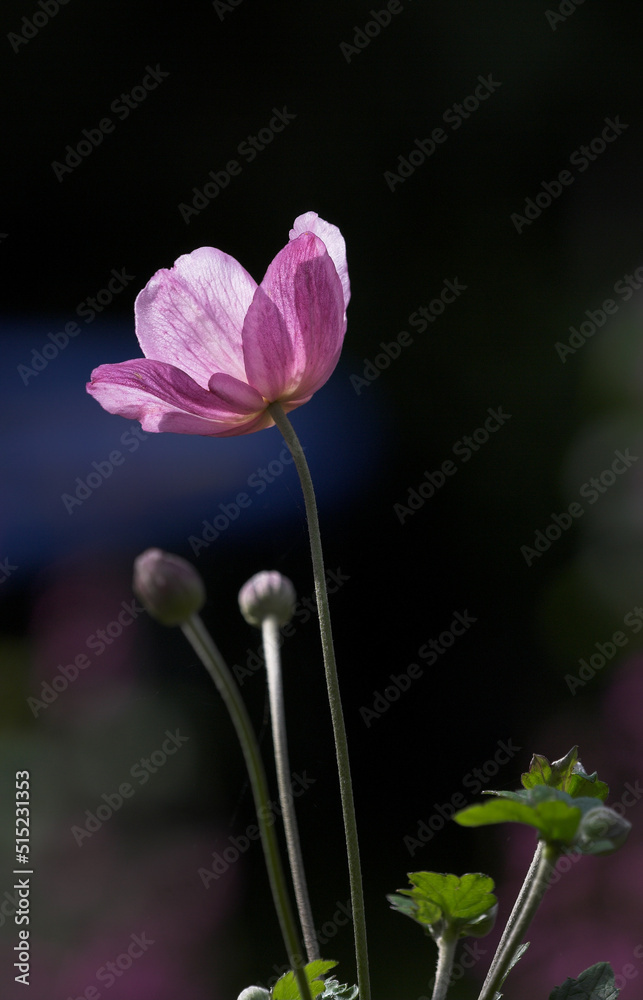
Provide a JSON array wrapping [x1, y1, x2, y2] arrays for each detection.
[[263, 613, 320, 962], [481, 840, 542, 996], [181, 613, 312, 1000], [477, 841, 561, 1000], [431, 930, 458, 1000], [268, 402, 370, 1000]]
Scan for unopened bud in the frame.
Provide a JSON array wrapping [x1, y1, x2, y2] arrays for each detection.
[[133, 548, 205, 626], [574, 805, 632, 855], [239, 571, 296, 627], [237, 989, 270, 1000]]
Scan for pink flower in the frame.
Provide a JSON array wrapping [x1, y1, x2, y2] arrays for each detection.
[[87, 212, 349, 437]]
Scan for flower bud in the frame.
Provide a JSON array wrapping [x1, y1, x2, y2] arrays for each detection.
[[237, 988, 270, 1000], [574, 805, 632, 855], [133, 548, 205, 626], [238, 571, 296, 627]]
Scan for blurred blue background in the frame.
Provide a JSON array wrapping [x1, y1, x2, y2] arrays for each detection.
[[2, 2, 643, 997]]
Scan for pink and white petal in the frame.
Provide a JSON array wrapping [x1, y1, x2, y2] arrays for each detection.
[[243, 233, 344, 401], [281, 341, 344, 405], [134, 247, 257, 388], [156, 408, 274, 437], [240, 285, 294, 401], [207, 372, 266, 412], [202, 409, 275, 438], [87, 359, 264, 436], [289, 212, 350, 314]]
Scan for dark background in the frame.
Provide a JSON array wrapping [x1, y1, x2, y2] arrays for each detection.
[[2, 2, 643, 998]]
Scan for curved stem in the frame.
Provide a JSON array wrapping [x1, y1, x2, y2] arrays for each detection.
[[477, 841, 561, 1000], [263, 614, 320, 962], [432, 930, 458, 1000], [181, 613, 312, 1000], [268, 401, 370, 1000]]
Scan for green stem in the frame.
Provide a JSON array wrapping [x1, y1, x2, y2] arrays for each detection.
[[268, 402, 370, 1000], [481, 840, 542, 995], [263, 614, 320, 962], [431, 930, 458, 1000], [477, 841, 561, 1000], [181, 613, 312, 1000]]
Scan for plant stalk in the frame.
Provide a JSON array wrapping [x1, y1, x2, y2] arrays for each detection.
[[181, 613, 312, 1000], [478, 841, 561, 1000], [481, 839, 542, 995], [432, 930, 458, 1000], [263, 613, 320, 962], [268, 401, 370, 1000]]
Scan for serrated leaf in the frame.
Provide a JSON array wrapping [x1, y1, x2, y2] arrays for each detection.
[[549, 961, 619, 999], [563, 771, 609, 800], [387, 890, 441, 931], [319, 977, 359, 999], [457, 786, 607, 845], [389, 872, 497, 939], [522, 748, 609, 801], [272, 960, 337, 1000], [522, 752, 555, 789], [408, 872, 496, 923]]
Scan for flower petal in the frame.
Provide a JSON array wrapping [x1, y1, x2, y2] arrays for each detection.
[[87, 359, 268, 437], [242, 232, 345, 402], [134, 246, 257, 388], [207, 372, 266, 412], [290, 212, 350, 315]]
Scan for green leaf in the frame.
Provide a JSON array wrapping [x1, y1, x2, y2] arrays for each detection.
[[272, 960, 337, 1000], [522, 751, 555, 789], [549, 961, 619, 999], [491, 941, 530, 999], [482, 789, 530, 802], [318, 978, 358, 999], [521, 748, 609, 801], [389, 872, 497, 939], [456, 785, 609, 846], [455, 795, 582, 843], [387, 891, 442, 932], [407, 872, 496, 924]]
